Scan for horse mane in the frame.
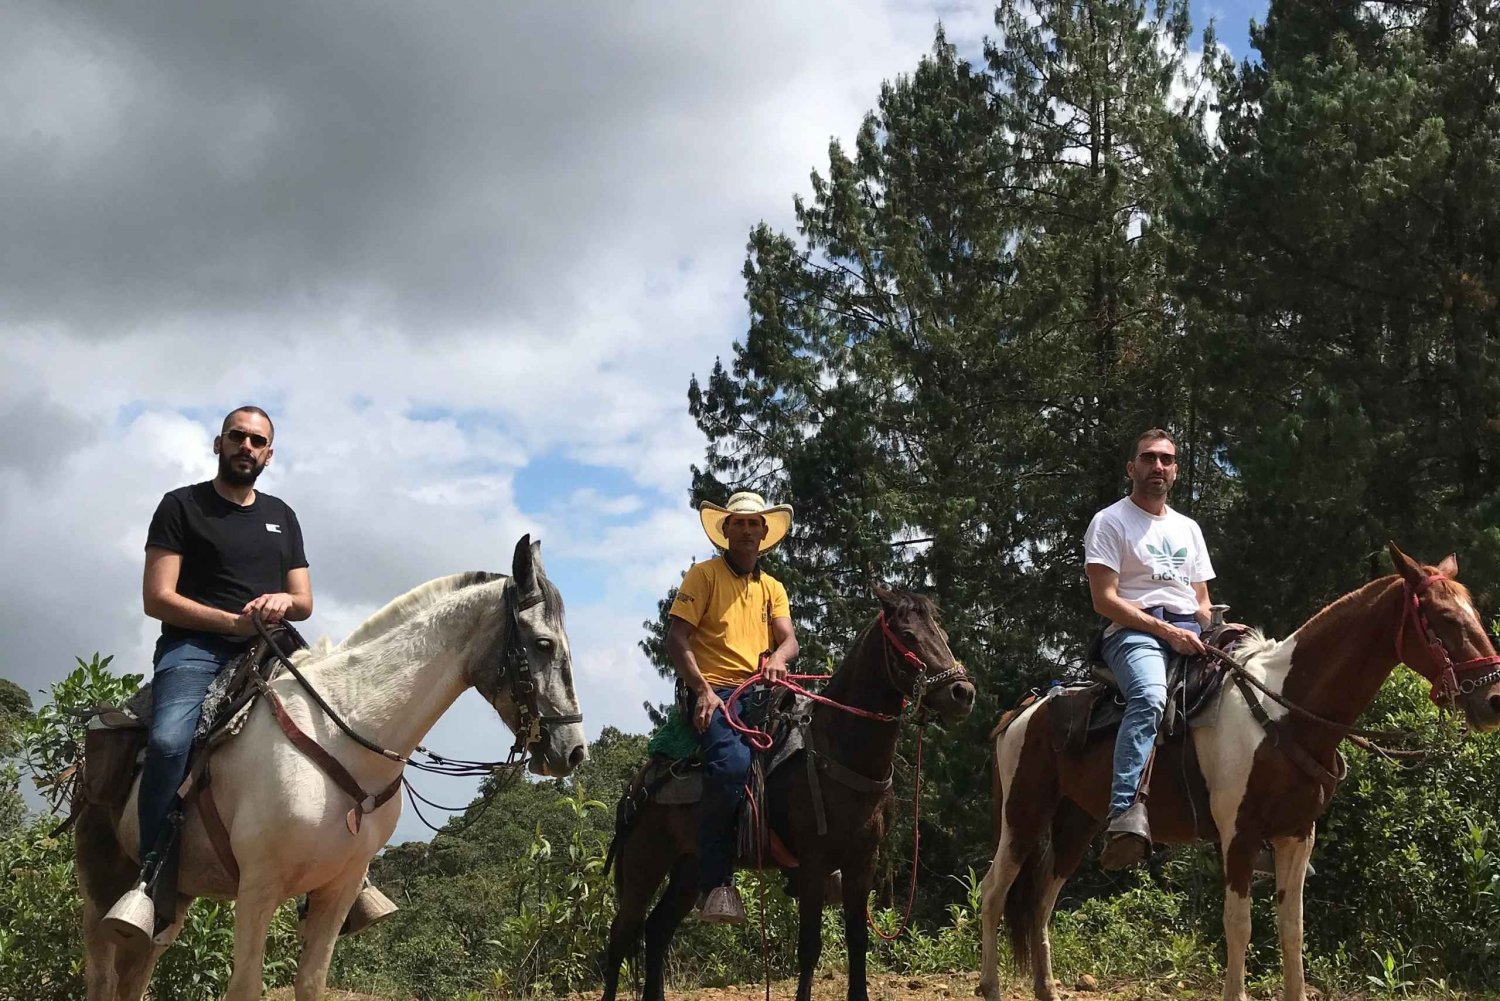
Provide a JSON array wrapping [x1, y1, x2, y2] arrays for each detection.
[[1230, 628, 1278, 665], [879, 589, 939, 621], [1230, 569, 1472, 669], [337, 570, 505, 651]]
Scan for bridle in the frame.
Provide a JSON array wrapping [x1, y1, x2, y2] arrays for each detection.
[[876, 611, 970, 709], [251, 577, 583, 836], [488, 583, 584, 756], [1397, 573, 1500, 705]]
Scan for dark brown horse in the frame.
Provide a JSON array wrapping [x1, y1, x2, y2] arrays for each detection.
[[977, 544, 1500, 1001], [602, 587, 976, 1001]]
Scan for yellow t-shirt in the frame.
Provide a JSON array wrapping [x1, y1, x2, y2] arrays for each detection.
[[668, 556, 792, 689]]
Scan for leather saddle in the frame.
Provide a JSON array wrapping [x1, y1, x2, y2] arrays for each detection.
[[78, 626, 303, 809], [1049, 620, 1250, 754], [612, 685, 811, 870]]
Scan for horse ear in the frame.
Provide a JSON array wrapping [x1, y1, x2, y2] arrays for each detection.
[[1437, 552, 1459, 579], [513, 534, 536, 592], [1387, 541, 1421, 580], [530, 539, 546, 577], [870, 584, 897, 610]]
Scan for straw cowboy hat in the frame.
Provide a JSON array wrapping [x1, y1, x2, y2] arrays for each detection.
[[699, 491, 794, 552]]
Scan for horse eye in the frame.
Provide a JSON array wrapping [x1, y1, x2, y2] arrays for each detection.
[[535, 638, 554, 653]]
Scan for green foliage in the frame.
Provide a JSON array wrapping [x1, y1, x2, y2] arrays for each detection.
[[22, 654, 141, 812], [0, 819, 82, 999], [0, 677, 32, 757], [0, 656, 301, 1001]]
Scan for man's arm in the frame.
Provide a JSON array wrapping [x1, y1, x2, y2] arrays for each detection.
[[242, 567, 313, 624], [667, 617, 721, 733], [1086, 563, 1204, 655], [762, 616, 799, 683], [1193, 580, 1212, 630], [143, 547, 253, 637]]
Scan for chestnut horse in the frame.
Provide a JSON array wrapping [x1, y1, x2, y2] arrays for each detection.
[[602, 588, 977, 1001], [977, 544, 1500, 1001]]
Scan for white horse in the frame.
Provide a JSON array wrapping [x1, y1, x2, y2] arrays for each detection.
[[75, 534, 587, 1001]]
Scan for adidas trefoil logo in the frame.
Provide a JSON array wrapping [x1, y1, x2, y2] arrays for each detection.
[[1145, 541, 1187, 582]]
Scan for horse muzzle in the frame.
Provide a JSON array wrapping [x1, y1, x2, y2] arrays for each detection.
[[927, 677, 977, 725], [528, 722, 588, 777]]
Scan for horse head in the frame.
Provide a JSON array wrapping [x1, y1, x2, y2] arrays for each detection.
[[469, 535, 588, 775], [1389, 542, 1500, 732], [872, 585, 976, 726]]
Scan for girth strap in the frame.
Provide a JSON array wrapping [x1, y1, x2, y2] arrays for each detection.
[[804, 732, 896, 838], [263, 685, 404, 835]]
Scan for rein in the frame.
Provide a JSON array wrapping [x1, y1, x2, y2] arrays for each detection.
[[248, 582, 579, 835], [1204, 573, 1500, 763], [721, 611, 967, 941]]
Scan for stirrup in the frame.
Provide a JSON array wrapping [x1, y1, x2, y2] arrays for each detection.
[[101, 882, 156, 950], [695, 885, 746, 925], [1099, 803, 1151, 870], [341, 883, 399, 937]]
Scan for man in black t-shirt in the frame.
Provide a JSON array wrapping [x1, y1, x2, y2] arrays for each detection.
[[136, 405, 312, 867]]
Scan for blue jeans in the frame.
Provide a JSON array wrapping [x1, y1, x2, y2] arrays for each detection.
[[138, 635, 242, 860], [696, 685, 768, 891], [1101, 620, 1200, 816]]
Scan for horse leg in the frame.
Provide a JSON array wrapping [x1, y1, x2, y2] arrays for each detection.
[[1219, 837, 1257, 1001], [977, 826, 1023, 1001], [113, 941, 167, 1001], [293, 864, 367, 1001], [1272, 828, 1315, 1001], [603, 836, 676, 1001], [794, 864, 828, 1001], [81, 889, 120, 1001], [838, 864, 873, 1001], [1029, 802, 1095, 1001], [640, 857, 696, 1001], [224, 878, 284, 1001]]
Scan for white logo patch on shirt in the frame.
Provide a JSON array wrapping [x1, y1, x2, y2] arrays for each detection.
[[265, 523, 282, 533]]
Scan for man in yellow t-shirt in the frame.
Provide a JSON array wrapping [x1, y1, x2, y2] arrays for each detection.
[[667, 491, 799, 925]]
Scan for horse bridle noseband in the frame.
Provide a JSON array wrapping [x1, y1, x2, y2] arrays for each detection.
[[1398, 573, 1500, 705], [877, 612, 969, 708], [497, 583, 583, 755]]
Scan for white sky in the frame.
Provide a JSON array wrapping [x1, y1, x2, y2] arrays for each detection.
[[2, 0, 1249, 844]]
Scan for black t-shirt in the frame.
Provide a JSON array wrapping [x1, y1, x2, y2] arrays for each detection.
[[145, 481, 309, 642]]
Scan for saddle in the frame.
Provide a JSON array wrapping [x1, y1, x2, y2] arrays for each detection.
[[610, 686, 818, 873], [1048, 620, 1251, 755], [80, 628, 299, 809], [78, 626, 305, 934]]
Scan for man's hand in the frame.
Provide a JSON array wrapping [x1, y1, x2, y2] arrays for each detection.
[[1162, 624, 1206, 656], [762, 651, 790, 684], [693, 687, 723, 734], [243, 592, 295, 624]]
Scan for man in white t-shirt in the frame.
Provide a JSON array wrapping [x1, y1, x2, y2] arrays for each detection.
[[1083, 428, 1215, 869]]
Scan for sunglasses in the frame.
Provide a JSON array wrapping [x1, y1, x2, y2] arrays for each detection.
[[1136, 450, 1177, 466], [223, 429, 271, 449]]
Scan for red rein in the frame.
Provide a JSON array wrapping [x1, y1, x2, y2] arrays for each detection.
[[1398, 573, 1500, 704], [720, 614, 942, 942]]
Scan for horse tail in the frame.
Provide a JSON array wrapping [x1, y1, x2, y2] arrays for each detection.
[[1003, 831, 1053, 975], [602, 789, 630, 879], [604, 760, 655, 879], [990, 717, 1007, 845]]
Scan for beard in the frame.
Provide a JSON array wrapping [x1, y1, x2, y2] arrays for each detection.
[[1133, 473, 1171, 498], [218, 451, 266, 487]]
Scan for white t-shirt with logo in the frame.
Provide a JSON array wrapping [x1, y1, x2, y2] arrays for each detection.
[[1083, 497, 1214, 628]]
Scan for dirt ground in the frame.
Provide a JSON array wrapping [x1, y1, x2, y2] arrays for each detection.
[[273, 970, 1490, 1001]]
